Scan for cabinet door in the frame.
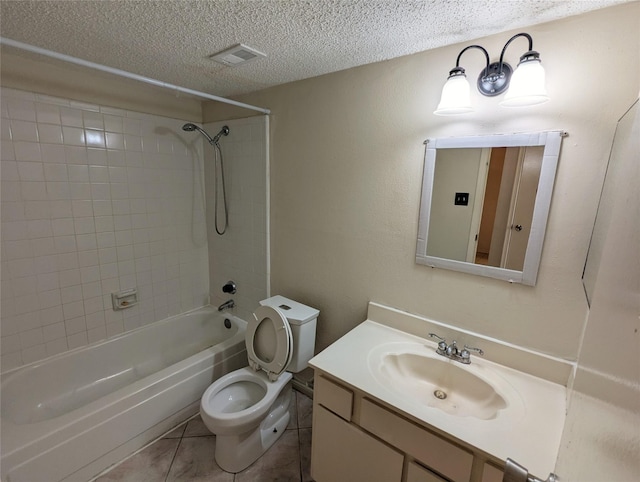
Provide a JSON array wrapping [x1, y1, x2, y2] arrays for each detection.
[[360, 399, 473, 482], [311, 405, 404, 482], [407, 461, 449, 482]]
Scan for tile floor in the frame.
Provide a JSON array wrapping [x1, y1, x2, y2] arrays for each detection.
[[94, 390, 313, 482]]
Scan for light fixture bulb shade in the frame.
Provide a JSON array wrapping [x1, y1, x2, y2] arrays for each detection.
[[500, 59, 549, 107], [434, 74, 473, 115]]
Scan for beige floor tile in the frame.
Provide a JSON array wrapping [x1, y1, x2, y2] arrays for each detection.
[[299, 428, 313, 482], [296, 392, 313, 429], [235, 429, 301, 482], [163, 421, 187, 439], [166, 435, 233, 482], [287, 390, 299, 429], [183, 414, 213, 437], [94, 438, 179, 482]]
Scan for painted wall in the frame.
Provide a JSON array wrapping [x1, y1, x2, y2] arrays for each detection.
[[0, 51, 202, 121], [427, 148, 483, 262], [555, 99, 639, 481], [205, 3, 640, 359], [0, 88, 209, 370]]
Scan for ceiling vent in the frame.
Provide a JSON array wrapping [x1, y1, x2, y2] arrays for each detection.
[[209, 43, 266, 66]]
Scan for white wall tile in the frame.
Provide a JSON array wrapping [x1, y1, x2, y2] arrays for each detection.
[[61, 285, 83, 304], [67, 331, 88, 349], [43, 163, 68, 181], [83, 111, 104, 130], [22, 344, 47, 364], [60, 107, 83, 127], [85, 130, 105, 148], [37, 124, 64, 144], [46, 338, 68, 356], [11, 120, 39, 142], [7, 99, 36, 122], [36, 103, 61, 125], [62, 126, 85, 146], [41, 144, 66, 163], [14, 142, 41, 162], [103, 115, 123, 133], [2, 87, 210, 369], [64, 146, 88, 164]]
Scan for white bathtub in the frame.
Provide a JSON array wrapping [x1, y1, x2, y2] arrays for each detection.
[[0, 306, 247, 482]]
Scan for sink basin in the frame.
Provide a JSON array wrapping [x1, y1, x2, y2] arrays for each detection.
[[369, 344, 510, 420]]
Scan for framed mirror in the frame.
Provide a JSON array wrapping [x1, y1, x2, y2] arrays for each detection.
[[416, 131, 564, 286]]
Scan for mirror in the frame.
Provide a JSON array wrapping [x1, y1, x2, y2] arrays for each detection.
[[582, 100, 638, 305], [416, 131, 564, 285]]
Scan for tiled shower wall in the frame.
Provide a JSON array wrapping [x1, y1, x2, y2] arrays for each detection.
[[205, 116, 269, 322], [1, 87, 209, 371]]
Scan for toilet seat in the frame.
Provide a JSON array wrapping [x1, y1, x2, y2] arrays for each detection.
[[246, 305, 292, 381]]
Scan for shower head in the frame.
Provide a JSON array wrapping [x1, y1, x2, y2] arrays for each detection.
[[182, 123, 229, 145]]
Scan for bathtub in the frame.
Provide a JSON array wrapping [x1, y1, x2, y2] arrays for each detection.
[[0, 306, 247, 482]]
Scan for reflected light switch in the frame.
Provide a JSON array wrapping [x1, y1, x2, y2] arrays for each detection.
[[455, 192, 469, 206]]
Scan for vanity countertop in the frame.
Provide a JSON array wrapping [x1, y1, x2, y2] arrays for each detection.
[[309, 313, 567, 479]]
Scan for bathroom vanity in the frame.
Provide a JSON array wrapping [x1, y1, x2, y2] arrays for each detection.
[[309, 302, 569, 482]]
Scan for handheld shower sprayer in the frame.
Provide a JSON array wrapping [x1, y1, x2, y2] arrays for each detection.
[[182, 123, 229, 145], [182, 123, 231, 235]]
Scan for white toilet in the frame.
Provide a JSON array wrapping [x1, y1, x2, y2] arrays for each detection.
[[200, 295, 319, 473]]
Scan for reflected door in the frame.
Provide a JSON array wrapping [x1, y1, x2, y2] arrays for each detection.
[[503, 146, 544, 270]]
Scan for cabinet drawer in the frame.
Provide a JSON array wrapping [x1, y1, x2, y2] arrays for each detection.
[[407, 461, 448, 482], [315, 374, 353, 421], [360, 399, 473, 482], [311, 405, 403, 482]]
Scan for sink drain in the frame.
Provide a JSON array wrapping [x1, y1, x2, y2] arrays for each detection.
[[433, 389, 447, 400]]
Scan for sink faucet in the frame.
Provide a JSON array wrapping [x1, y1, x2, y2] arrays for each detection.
[[428, 333, 484, 364], [218, 299, 235, 311]]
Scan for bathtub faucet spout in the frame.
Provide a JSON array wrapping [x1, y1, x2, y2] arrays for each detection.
[[218, 299, 235, 311]]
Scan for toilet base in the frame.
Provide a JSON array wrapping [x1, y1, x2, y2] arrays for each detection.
[[214, 384, 293, 473]]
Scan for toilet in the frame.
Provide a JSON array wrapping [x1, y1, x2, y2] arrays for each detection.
[[200, 295, 319, 473]]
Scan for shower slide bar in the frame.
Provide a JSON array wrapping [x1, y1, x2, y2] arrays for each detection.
[[0, 37, 271, 115]]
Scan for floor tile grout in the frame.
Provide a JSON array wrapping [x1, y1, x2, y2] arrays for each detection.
[[163, 437, 182, 482], [96, 389, 312, 481]]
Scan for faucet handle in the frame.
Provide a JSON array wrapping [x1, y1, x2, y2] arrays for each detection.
[[428, 333, 448, 353], [429, 333, 447, 353], [463, 345, 484, 356], [222, 281, 237, 294], [460, 345, 484, 363], [459, 345, 483, 364]]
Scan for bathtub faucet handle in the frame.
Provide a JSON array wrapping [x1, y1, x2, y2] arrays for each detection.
[[222, 281, 237, 294]]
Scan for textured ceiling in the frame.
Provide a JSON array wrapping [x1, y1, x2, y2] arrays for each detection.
[[0, 0, 628, 98]]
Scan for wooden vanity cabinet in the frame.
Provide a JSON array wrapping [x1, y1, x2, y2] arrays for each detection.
[[311, 372, 505, 482]]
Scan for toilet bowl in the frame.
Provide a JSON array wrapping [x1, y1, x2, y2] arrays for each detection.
[[200, 296, 318, 473], [201, 367, 292, 435]]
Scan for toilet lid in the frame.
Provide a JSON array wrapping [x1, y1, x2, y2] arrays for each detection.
[[246, 305, 292, 380]]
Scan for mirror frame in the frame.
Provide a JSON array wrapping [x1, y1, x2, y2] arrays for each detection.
[[416, 131, 564, 286]]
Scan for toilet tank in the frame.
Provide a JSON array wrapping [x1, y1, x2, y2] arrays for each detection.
[[260, 295, 319, 373]]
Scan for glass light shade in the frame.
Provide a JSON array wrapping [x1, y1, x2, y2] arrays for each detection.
[[500, 59, 549, 107], [434, 74, 473, 115]]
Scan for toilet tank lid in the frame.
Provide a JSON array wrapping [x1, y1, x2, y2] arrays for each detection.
[[259, 295, 319, 325]]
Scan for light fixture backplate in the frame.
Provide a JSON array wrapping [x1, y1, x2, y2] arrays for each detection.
[[477, 62, 513, 96]]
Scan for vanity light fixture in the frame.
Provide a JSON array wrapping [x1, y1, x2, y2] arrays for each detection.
[[434, 33, 549, 115]]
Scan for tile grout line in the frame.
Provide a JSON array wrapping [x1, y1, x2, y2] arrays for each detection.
[[163, 434, 184, 482]]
